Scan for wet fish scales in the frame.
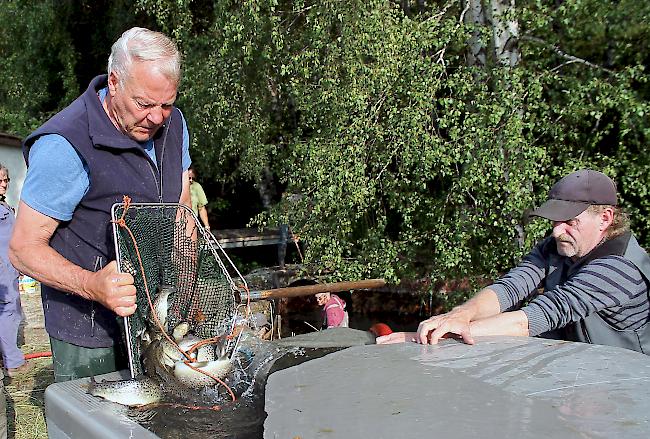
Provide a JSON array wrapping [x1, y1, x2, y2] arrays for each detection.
[[146, 335, 232, 389], [148, 285, 176, 331], [87, 376, 163, 407], [173, 358, 234, 388]]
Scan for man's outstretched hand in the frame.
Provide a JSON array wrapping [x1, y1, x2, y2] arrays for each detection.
[[376, 309, 476, 345], [416, 310, 475, 345]]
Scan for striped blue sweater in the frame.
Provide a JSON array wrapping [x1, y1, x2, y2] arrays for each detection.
[[490, 237, 650, 336]]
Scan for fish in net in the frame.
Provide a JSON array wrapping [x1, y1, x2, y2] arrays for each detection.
[[111, 199, 245, 377]]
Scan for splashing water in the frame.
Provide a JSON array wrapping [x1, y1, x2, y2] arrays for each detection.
[[132, 328, 342, 438]]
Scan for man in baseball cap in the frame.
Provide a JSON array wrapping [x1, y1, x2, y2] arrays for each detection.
[[528, 169, 621, 260], [379, 169, 650, 354]]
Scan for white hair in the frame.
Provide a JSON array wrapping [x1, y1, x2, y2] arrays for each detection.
[[107, 27, 181, 86]]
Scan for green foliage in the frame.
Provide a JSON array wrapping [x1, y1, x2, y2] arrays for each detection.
[[0, 0, 151, 136], [250, 0, 649, 286], [0, 1, 79, 134], [519, 0, 650, 244], [242, 0, 550, 283]]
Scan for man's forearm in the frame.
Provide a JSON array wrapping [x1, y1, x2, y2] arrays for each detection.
[[10, 201, 137, 316], [9, 202, 93, 298], [199, 206, 210, 229], [179, 169, 191, 208], [416, 287, 515, 345], [455, 288, 502, 321], [10, 239, 93, 299], [415, 287, 502, 344], [470, 310, 529, 337]]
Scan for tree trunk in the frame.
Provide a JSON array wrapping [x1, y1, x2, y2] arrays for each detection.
[[463, 0, 487, 68], [463, 0, 526, 250], [257, 166, 278, 209], [487, 0, 520, 67], [488, 0, 526, 250]]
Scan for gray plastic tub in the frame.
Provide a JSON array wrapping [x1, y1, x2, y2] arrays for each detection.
[[45, 336, 650, 438], [45, 370, 158, 439], [265, 336, 650, 438]]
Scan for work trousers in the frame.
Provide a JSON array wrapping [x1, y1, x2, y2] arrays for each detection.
[[50, 337, 128, 382], [0, 295, 24, 370]]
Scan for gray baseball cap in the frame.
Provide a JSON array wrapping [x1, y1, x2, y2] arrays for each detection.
[[529, 169, 618, 222]]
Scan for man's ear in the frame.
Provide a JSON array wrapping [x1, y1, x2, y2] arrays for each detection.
[[601, 207, 615, 231], [107, 72, 119, 96]]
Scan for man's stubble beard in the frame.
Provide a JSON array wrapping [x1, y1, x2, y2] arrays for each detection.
[[556, 234, 578, 258]]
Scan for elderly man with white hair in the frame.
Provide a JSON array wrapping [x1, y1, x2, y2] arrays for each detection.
[[10, 27, 192, 381], [380, 170, 650, 354]]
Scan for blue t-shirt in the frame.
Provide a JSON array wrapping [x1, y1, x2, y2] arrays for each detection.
[[22, 92, 191, 221]]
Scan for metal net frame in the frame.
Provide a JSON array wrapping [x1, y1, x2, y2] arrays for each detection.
[[111, 201, 246, 377]]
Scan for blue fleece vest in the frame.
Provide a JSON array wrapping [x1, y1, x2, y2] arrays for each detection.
[[23, 75, 184, 347]]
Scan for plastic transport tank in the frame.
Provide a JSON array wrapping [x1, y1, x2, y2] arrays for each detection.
[[45, 370, 157, 439], [46, 336, 650, 438]]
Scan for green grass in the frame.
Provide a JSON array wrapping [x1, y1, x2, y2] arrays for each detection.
[[5, 346, 52, 439]]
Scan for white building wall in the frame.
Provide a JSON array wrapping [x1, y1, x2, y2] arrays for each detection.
[[0, 134, 26, 208]]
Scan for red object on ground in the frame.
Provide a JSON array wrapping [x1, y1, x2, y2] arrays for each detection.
[[369, 323, 393, 337], [24, 351, 52, 360]]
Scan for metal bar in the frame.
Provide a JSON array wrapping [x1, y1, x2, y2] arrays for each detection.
[[110, 203, 137, 379], [218, 238, 287, 249], [238, 278, 386, 302]]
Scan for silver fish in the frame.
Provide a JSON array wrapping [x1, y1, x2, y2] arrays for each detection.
[[148, 285, 176, 331], [173, 358, 233, 388], [172, 321, 190, 341], [87, 376, 163, 407], [171, 336, 232, 388], [157, 334, 216, 368], [145, 334, 233, 390]]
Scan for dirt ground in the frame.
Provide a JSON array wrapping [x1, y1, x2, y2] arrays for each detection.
[[6, 285, 52, 439], [19, 285, 49, 347]]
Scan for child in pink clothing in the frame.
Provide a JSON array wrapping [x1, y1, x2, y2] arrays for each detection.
[[315, 292, 349, 328]]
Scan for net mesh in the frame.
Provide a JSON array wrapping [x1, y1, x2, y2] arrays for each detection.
[[111, 201, 239, 376]]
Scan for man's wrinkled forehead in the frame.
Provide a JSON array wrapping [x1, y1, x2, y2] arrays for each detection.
[[116, 62, 178, 103]]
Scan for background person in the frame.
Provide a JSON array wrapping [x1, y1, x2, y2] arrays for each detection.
[[188, 166, 211, 229], [0, 164, 29, 378], [316, 292, 349, 328], [9, 27, 192, 381], [0, 163, 28, 439], [379, 169, 650, 354]]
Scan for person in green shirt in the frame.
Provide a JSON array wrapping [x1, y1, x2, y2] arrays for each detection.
[[188, 166, 211, 230]]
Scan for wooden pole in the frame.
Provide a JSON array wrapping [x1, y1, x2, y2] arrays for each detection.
[[238, 279, 386, 302]]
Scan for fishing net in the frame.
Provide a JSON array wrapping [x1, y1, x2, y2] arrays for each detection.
[[111, 200, 245, 377]]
